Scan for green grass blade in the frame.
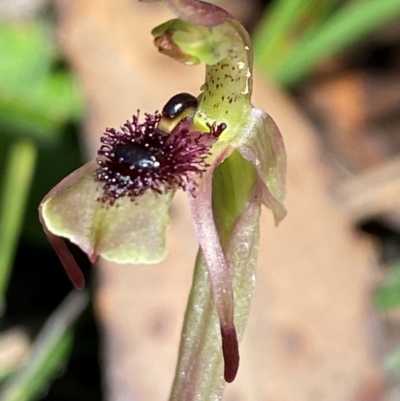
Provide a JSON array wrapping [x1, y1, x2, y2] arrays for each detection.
[[0, 139, 37, 310], [0, 291, 88, 401], [270, 0, 400, 87], [254, 0, 310, 70], [254, 0, 341, 72]]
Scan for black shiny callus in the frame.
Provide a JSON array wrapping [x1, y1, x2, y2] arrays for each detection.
[[113, 143, 157, 169], [162, 93, 198, 119]]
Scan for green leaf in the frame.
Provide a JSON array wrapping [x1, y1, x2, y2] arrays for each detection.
[[0, 139, 37, 311]]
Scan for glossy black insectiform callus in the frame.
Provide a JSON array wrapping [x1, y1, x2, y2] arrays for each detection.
[[113, 143, 159, 169], [162, 93, 198, 119]]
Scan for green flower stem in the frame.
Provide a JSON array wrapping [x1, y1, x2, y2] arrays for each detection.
[[0, 139, 37, 311], [169, 253, 223, 401], [169, 152, 259, 400], [0, 291, 88, 401], [263, 0, 400, 87]]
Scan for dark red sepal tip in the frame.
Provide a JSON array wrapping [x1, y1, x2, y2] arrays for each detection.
[[221, 325, 239, 383], [44, 228, 85, 290]]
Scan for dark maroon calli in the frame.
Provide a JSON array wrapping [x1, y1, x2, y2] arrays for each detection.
[[96, 112, 226, 204]]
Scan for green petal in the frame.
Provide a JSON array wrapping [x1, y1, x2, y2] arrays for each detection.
[[233, 108, 287, 224], [40, 161, 172, 266]]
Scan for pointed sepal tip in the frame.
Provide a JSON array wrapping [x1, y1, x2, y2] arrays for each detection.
[[221, 325, 239, 383]]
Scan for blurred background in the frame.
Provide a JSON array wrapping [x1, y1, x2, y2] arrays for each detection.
[[0, 0, 400, 400]]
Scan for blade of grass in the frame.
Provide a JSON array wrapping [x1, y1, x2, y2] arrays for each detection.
[[254, 0, 311, 70], [0, 139, 37, 311], [0, 291, 88, 401], [269, 0, 400, 87], [254, 0, 341, 73]]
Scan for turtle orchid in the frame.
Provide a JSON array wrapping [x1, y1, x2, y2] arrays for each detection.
[[39, 0, 286, 391]]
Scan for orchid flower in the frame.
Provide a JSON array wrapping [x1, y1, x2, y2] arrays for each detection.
[[39, 0, 286, 392]]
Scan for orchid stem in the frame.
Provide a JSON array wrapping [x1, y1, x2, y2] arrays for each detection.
[[169, 152, 259, 399], [169, 252, 223, 401], [0, 139, 37, 312]]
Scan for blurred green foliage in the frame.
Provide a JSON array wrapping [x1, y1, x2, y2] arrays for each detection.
[[0, 22, 82, 142], [0, 140, 37, 307], [254, 0, 400, 87], [0, 19, 83, 299], [0, 18, 85, 400], [374, 266, 400, 311]]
